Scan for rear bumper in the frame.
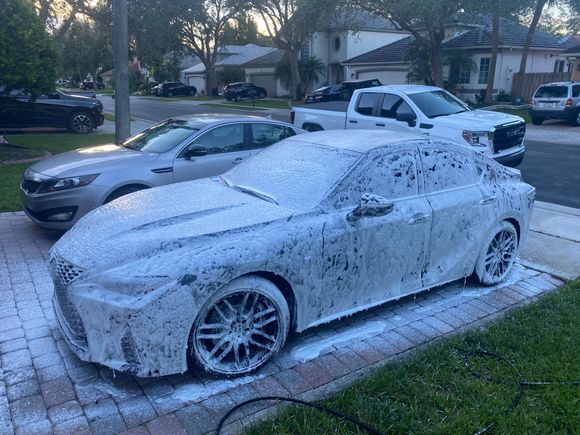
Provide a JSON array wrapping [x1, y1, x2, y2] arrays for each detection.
[[529, 107, 578, 120]]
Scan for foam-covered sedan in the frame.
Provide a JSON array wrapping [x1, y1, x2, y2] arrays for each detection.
[[50, 130, 535, 377]]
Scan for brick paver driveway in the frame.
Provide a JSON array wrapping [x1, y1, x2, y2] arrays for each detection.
[[0, 211, 562, 434]]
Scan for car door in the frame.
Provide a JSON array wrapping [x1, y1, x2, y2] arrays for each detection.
[[346, 92, 381, 129], [419, 146, 490, 287], [375, 93, 420, 133], [172, 123, 250, 183], [32, 94, 69, 127], [318, 148, 432, 317], [0, 90, 35, 128]]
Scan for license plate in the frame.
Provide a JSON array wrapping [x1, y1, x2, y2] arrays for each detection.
[[540, 102, 556, 108]]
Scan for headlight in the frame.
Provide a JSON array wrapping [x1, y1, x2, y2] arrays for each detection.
[[38, 174, 99, 193], [462, 130, 488, 147]]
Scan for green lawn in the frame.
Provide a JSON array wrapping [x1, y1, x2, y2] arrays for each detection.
[[246, 279, 580, 434], [0, 133, 114, 212]]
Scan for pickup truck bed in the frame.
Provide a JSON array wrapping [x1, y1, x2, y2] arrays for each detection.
[[294, 101, 349, 112]]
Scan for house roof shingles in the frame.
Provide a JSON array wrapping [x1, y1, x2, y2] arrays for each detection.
[[442, 17, 572, 50], [243, 49, 285, 67], [343, 36, 414, 65]]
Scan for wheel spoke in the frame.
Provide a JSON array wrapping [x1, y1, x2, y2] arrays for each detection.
[[198, 322, 227, 331], [253, 314, 278, 329], [233, 342, 241, 369], [252, 306, 276, 321], [197, 331, 227, 340], [215, 342, 233, 363], [252, 329, 277, 343], [213, 304, 230, 323], [249, 337, 273, 351], [208, 336, 230, 357]]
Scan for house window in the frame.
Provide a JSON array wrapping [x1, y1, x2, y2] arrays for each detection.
[[458, 65, 471, 84], [554, 59, 565, 72], [300, 41, 311, 62], [334, 37, 341, 51], [478, 58, 490, 84]]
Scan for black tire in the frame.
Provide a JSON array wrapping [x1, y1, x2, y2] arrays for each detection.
[[568, 109, 580, 127], [167, 91, 174, 97], [531, 117, 544, 125], [258, 90, 266, 99], [104, 185, 148, 204], [235, 94, 242, 102], [69, 112, 94, 134], [189, 276, 290, 376]]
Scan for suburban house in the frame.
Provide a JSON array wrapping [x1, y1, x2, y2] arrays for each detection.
[[181, 44, 277, 93], [342, 16, 573, 101], [302, 12, 409, 92]]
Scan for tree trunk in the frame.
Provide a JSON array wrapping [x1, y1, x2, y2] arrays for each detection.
[[205, 65, 217, 96], [485, 9, 499, 104], [428, 28, 445, 87], [289, 49, 302, 100], [513, 0, 547, 99]]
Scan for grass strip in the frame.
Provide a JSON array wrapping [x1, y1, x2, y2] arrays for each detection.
[[245, 279, 580, 434]]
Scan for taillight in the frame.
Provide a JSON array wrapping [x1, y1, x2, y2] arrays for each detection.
[[565, 98, 573, 107], [290, 110, 295, 124]]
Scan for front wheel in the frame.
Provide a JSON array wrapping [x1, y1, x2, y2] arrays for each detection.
[[258, 90, 266, 99], [69, 112, 94, 134], [190, 276, 290, 376], [531, 117, 544, 125], [474, 221, 518, 285]]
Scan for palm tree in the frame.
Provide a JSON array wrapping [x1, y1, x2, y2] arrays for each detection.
[[300, 56, 326, 92]]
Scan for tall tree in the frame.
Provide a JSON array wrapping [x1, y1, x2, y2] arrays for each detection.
[[222, 15, 262, 45], [35, 0, 98, 42], [360, 0, 464, 88], [175, 0, 247, 95], [254, 0, 340, 99], [1, 0, 58, 96]]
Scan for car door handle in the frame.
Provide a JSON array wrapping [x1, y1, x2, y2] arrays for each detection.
[[408, 213, 430, 225], [348, 119, 358, 124], [232, 157, 244, 165], [375, 123, 385, 127], [480, 195, 496, 205]]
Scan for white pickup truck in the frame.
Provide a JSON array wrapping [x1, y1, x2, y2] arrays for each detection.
[[291, 85, 526, 167]]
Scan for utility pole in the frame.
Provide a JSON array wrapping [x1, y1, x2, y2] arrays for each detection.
[[114, 0, 130, 142]]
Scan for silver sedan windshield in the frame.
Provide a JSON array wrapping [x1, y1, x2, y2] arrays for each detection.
[[122, 120, 199, 153], [222, 140, 361, 209]]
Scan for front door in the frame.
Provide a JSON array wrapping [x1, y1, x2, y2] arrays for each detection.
[[318, 149, 431, 318], [172, 123, 250, 183]]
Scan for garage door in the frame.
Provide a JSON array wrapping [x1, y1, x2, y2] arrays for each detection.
[[248, 74, 277, 98], [357, 70, 408, 86]]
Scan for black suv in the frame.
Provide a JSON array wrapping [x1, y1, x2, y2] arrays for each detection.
[[157, 82, 197, 97], [0, 88, 104, 134], [341, 78, 382, 101], [223, 82, 267, 101]]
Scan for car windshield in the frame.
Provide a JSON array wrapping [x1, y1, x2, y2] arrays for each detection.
[[409, 90, 470, 118], [121, 119, 199, 153], [534, 86, 567, 98], [221, 140, 361, 209]]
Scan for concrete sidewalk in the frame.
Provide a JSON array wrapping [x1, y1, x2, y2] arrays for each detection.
[[525, 121, 579, 146], [520, 200, 580, 280]]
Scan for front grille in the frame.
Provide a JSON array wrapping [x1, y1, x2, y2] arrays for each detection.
[[493, 122, 526, 153], [22, 179, 41, 194], [51, 257, 87, 340]]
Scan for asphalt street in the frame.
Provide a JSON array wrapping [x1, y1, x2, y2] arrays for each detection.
[[99, 96, 579, 209]]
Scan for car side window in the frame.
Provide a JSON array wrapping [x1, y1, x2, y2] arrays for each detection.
[[573, 85, 580, 98], [191, 124, 245, 154], [355, 93, 378, 116], [421, 148, 480, 192], [380, 94, 415, 119], [330, 150, 419, 209], [249, 124, 295, 149]]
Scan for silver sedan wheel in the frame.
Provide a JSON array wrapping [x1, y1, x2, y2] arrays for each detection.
[[191, 276, 290, 376], [476, 221, 518, 285], [70, 113, 93, 134]]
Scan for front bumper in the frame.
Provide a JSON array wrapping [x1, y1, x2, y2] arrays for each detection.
[[20, 182, 109, 230], [494, 146, 525, 168], [51, 264, 197, 377]]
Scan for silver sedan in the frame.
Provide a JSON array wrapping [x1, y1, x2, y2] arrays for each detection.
[[50, 130, 534, 377], [21, 115, 304, 229]]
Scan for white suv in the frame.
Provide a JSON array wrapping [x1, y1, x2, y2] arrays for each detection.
[[530, 81, 580, 126]]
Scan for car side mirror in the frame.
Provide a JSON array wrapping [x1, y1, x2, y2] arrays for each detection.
[[184, 144, 208, 159], [396, 112, 417, 127], [347, 193, 394, 223]]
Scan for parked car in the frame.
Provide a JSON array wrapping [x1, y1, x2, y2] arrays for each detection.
[[21, 116, 304, 230], [55, 79, 70, 87], [304, 85, 342, 103], [529, 81, 580, 126], [0, 88, 104, 134], [80, 81, 105, 90], [223, 82, 267, 101], [341, 78, 382, 100], [157, 82, 197, 97], [49, 130, 534, 377], [292, 85, 526, 167]]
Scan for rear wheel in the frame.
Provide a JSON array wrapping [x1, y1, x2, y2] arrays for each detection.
[[531, 117, 544, 125], [189, 276, 290, 376], [258, 90, 266, 99], [568, 109, 580, 127], [104, 185, 148, 204], [474, 221, 518, 285], [69, 112, 94, 134], [235, 94, 242, 102]]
